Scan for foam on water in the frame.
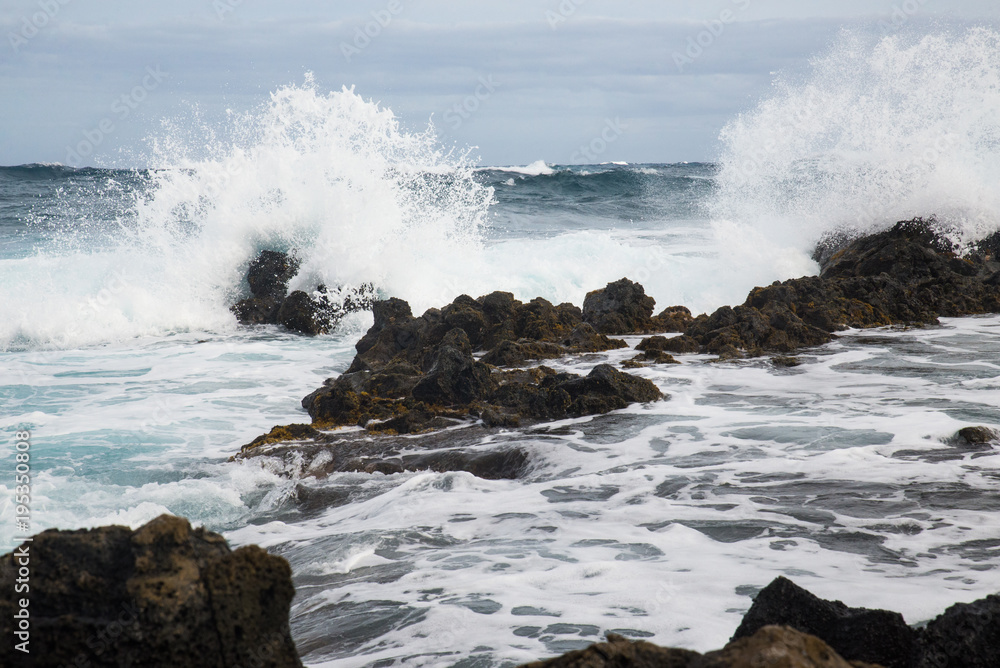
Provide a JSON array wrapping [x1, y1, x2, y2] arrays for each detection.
[[712, 27, 1000, 251], [224, 317, 1000, 667]]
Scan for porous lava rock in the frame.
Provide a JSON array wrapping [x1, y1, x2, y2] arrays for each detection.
[[0, 515, 302, 668]]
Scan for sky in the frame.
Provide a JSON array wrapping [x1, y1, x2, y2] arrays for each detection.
[[1, 0, 997, 167]]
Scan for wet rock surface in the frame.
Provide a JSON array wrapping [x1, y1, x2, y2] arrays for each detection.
[[682, 219, 1000, 356], [241, 281, 666, 479], [733, 576, 1000, 668], [239, 220, 1000, 479], [733, 576, 916, 668], [232, 250, 375, 335], [0, 515, 302, 668], [523, 577, 999, 668], [519, 626, 880, 668]]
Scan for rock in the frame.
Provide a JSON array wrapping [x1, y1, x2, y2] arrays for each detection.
[[233, 250, 375, 334], [637, 335, 670, 352], [733, 576, 917, 668], [652, 306, 695, 333], [701, 626, 884, 668], [557, 364, 663, 415], [248, 250, 300, 301], [238, 426, 531, 481], [518, 631, 700, 668], [661, 335, 703, 354], [623, 351, 680, 368], [678, 218, 1000, 358], [0, 515, 302, 668], [411, 337, 497, 406], [563, 323, 629, 353], [956, 426, 998, 447], [277, 290, 327, 335], [583, 278, 657, 334], [481, 339, 566, 367], [917, 594, 1000, 668], [517, 627, 880, 668], [244, 423, 322, 451], [772, 356, 802, 368]]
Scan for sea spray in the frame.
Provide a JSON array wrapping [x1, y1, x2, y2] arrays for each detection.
[[710, 27, 1000, 250], [0, 79, 493, 350]]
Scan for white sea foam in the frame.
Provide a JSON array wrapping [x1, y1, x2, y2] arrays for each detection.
[[487, 160, 556, 176]]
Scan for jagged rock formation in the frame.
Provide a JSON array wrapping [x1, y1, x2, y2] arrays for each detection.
[[0, 515, 302, 668], [232, 250, 375, 335]]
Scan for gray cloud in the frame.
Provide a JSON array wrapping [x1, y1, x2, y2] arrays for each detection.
[[0, 1, 996, 166]]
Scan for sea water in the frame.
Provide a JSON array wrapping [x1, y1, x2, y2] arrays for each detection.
[[1, 28, 999, 667]]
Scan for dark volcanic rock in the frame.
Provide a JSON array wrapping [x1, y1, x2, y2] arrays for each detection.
[[622, 350, 680, 368], [917, 594, 1000, 668], [519, 631, 700, 668], [955, 426, 999, 447], [238, 427, 532, 480], [680, 218, 1000, 358], [701, 626, 882, 668], [251, 288, 664, 478], [233, 250, 375, 335], [583, 277, 657, 334], [0, 515, 301, 668], [277, 290, 326, 335], [518, 627, 880, 668], [733, 576, 917, 668], [248, 249, 300, 301], [652, 305, 695, 333]]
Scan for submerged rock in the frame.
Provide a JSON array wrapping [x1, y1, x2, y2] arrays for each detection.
[[955, 426, 999, 447], [0, 515, 302, 668]]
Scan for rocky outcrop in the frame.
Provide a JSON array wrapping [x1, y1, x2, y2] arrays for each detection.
[[678, 219, 1000, 358], [0, 515, 301, 668], [232, 250, 375, 335], [519, 626, 881, 668], [733, 577, 916, 668], [733, 576, 1000, 668], [917, 594, 1000, 668], [239, 282, 668, 479]]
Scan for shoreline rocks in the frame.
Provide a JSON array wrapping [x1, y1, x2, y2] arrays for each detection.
[[681, 218, 1000, 358], [521, 576, 999, 668], [240, 279, 671, 480], [238, 219, 1000, 478], [0, 515, 302, 668]]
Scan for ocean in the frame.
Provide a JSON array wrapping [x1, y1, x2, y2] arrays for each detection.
[[2, 29, 1000, 667]]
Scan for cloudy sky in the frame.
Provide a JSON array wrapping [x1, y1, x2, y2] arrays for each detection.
[[1, 0, 997, 167]]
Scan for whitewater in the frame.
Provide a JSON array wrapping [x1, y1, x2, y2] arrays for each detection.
[[2, 28, 999, 667]]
